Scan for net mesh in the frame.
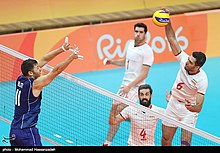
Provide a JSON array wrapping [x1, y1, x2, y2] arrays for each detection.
[[0, 44, 220, 146]]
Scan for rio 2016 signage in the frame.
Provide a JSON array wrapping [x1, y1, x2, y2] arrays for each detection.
[[97, 26, 188, 60]]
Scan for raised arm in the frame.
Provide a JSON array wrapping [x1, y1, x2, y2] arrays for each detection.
[[105, 56, 126, 67], [38, 42, 72, 68], [32, 51, 79, 97], [162, 8, 182, 56]]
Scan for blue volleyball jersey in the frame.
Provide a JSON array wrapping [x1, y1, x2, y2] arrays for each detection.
[[11, 75, 42, 129]]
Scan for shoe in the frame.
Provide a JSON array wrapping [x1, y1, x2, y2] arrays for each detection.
[[102, 143, 109, 146]]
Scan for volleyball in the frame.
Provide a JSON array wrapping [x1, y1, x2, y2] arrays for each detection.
[[152, 10, 170, 27]]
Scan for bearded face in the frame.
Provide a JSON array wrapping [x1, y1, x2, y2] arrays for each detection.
[[138, 88, 152, 108], [140, 97, 151, 107]]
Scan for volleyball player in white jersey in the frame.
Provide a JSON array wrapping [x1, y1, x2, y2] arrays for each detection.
[[109, 84, 164, 146], [161, 8, 208, 146], [103, 23, 154, 146]]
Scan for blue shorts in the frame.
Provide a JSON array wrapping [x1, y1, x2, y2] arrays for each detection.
[[10, 127, 42, 146]]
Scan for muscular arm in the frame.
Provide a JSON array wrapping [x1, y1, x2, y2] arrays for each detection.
[[111, 59, 126, 67], [38, 47, 64, 68], [185, 93, 205, 113], [32, 52, 78, 96], [38, 42, 72, 68], [106, 56, 126, 67], [109, 103, 125, 125], [165, 21, 182, 56]]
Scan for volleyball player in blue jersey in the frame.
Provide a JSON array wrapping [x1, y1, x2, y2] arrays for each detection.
[[9, 40, 81, 146]]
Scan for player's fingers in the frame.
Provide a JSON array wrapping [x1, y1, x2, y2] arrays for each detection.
[[65, 36, 69, 44], [69, 47, 79, 54], [77, 55, 84, 60], [69, 48, 78, 53], [74, 47, 79, 54], [103, 58, 108, 65]]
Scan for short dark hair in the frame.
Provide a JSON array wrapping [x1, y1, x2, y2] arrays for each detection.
[[192, 51, 206, 67], [134, 23, 148, 33], [138, 84, 153, 95], [21, 59, 38, 76]]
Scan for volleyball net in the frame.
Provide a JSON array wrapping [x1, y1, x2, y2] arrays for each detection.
[[0, 44, 220, 146]]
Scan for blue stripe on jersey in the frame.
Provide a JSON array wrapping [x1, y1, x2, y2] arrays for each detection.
[[11, 75, 42, 129]]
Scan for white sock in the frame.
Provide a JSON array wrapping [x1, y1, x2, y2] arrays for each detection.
[[104, 140, 112, 145]]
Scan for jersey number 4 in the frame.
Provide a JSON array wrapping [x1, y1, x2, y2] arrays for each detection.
[[140, 128, 147, 140], [15, 89, 21, 106]]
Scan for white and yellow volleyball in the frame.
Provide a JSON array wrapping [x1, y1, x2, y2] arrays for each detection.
[[152, 10, 170, 27]]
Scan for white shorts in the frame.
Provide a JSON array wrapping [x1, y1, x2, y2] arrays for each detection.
[[116, 85, 138, 103], [162, 96, 198, 128]]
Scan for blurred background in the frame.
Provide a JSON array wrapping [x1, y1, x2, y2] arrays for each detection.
[[1, 0, 220, 34]]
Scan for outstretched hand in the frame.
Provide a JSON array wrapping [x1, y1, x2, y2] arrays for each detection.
[[61, 37, 72, 51], [184, 99, 196, 112], [62, 37, 84, 60], [69, 45, 84, 60], [61, 42, 72, 51], [103, 58, 112, 65], [161, 7, 170, 14]]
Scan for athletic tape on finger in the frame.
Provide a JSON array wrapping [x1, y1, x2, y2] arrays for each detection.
[[65, 37, 69, 44]]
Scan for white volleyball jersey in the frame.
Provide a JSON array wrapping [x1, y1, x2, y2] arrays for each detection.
[[171, 51, 208, 104], [122, 40, 154, 87], [120, 105, 164, 146]]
